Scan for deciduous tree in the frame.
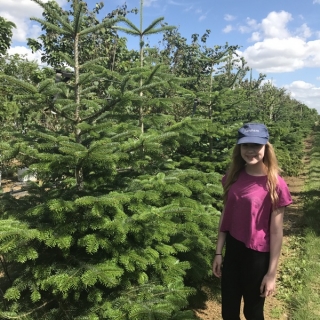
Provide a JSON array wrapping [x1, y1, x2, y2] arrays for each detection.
[[0, 17, 16, 55]]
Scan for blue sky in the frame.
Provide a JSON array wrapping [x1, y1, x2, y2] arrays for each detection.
[[2, 0, 320, 112]]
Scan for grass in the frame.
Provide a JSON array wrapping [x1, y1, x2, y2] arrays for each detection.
[[280, 129, 320, 319], [270, 306, 284, 319]]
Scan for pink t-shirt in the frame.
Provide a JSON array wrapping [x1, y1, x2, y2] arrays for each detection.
[[220, 169, 292, 252]]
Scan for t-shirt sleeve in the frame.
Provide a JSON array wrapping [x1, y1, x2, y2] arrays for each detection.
[[276, 176, 293, 208]]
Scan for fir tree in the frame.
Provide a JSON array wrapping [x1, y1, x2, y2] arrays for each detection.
[[114, 0, 175, 133]]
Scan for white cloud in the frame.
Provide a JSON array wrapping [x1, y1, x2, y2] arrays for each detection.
[[313, 0, 320, 4], [261, 11, 292, 39], [240, 11, 320, 74], [285, 81, 320, 112], [199, 15, 206, 22], [224, 14, 236, 21], [144, 0, 158, 7], [249, 32, 261, 42], [247, 18, 259, 28], [304, 40, 320, 67], [0, 0, 67, 43], [296, 23, 312, 39], [239, 17, 260, 34], [243, 38, 307, 73], [7, 46, 43, 65], [239, 25, 251, 34], [223, 25, 233, 33], [317, 76, 320, 80], [244, 38, 320, 73], [196, 9, 202, 14]]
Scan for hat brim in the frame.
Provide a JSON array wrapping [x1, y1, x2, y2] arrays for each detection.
[[237, 137, 268, 145]]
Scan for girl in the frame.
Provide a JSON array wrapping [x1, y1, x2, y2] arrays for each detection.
[[212, 123, 292, 320]]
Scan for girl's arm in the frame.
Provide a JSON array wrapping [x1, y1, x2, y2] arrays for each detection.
[[212, 209, 227, 278], [260, 206, 285, 297]]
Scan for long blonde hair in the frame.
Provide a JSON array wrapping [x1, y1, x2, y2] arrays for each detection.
[[223, 142, 280, 207]]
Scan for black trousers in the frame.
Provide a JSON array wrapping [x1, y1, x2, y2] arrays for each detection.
[[221, 233, 270, 320]]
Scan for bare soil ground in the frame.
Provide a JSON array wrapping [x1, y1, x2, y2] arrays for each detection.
[[1, 179, 28, 198], [194, 140, 311, 320]]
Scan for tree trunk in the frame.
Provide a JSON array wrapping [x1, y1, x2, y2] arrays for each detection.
[[74, 32, 83, 189]]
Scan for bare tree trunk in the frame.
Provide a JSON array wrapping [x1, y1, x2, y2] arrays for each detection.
[[209, 67, 213, 156], [139, 0, 144, 134], [139, 37, 144, 134], [74, 32, 83, 189]]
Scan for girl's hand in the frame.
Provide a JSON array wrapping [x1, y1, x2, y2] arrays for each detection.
[[260, 274, 276, 297], [212, 255, 223, 278]]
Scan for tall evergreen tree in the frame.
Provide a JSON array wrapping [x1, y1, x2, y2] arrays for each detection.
[[114, 0, 175, 133]]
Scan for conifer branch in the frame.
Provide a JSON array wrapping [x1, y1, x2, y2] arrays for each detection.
[[31, 0, 73, 33], [18, 152, 38, 160], [80, 99, 101, 110], [79, 57, 107, 70], [144, 25, 175, 35], [113, 26, 140, 36], [114, 17, 140, 34], [47, 103, 77, 122], [120, 75, 131, 93], [30, 18, 72, 36], [0, 300, 54, 319], [81, 85, 99, 95], [79, 18, 118, 36], [0, 75, 38, 94], [78, 72, 94, 85], [72, 0, 84, 35], [81, 98, 122, 122], [143, 65, 161, 86], [131, 81, 169, 93], [227, 68, 243, 88], [57, 52, 75, 68], [141, 17, 165, 35], [38, 79, 54, 93]]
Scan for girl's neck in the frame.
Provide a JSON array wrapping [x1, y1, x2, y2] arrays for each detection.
[[245, 163, 267, 176]]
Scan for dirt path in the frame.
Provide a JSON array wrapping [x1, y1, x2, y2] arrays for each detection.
[[195, 139, 311, 320]]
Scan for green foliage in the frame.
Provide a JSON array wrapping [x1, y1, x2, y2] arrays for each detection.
[[277, 127, 320, 319], [277, 235, 306, 301], [0, 17, 16, 55], [27, 0, 137, 68], [0, 0, 220, 318], [0, 0, 317, 318]]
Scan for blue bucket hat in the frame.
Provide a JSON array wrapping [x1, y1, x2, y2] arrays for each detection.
[[237, 123, 269, 145]]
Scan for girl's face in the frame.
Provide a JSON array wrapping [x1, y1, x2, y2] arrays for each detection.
[[240, 143, 266, 166]]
